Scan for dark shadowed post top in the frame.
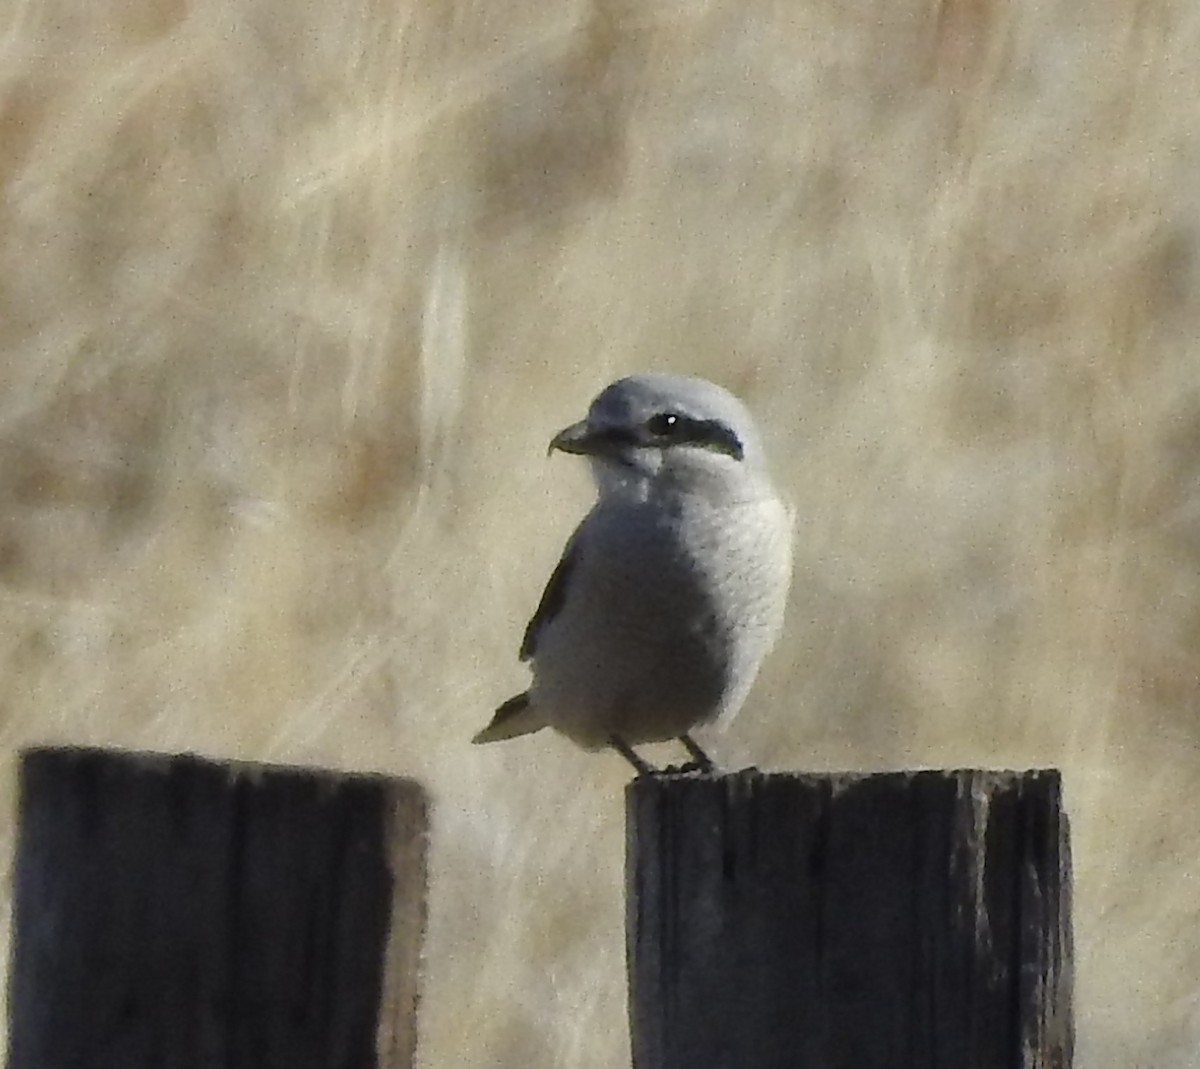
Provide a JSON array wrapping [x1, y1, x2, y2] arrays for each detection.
[[8, 746, 430, 1069], [626, 767, 1072, 1069]]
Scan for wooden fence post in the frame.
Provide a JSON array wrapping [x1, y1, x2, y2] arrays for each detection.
[[626, 769, 1072, 1069], [7, 746, 428, 1069]]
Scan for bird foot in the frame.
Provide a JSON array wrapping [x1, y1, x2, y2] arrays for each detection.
[[659, 760, 713, 776], [677, 733, 716, 774]]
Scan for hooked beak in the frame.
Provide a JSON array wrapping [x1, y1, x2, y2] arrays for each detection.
[[548, 419, 606, 457]]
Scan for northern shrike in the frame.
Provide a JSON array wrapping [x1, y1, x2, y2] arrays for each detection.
[[473, 373, 792, 774]]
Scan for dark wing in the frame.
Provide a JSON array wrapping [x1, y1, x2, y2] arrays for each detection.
[[520, 529, 582, 661]]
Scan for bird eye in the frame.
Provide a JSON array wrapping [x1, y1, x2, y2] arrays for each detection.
[[647, 412, 682, 436]]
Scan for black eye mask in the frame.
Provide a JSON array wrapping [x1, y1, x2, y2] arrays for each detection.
[[645, 412, 744, 461]]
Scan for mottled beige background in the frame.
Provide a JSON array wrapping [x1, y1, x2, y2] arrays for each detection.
[[2, 0, 1198, 1063]]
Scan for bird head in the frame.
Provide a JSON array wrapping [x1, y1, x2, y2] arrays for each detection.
[[549, 374, 769, 498]]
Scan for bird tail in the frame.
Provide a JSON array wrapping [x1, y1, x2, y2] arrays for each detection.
[[473, 692, 545, 744]]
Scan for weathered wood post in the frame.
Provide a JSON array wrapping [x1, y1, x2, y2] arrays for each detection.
[[7, 746, 428, 1069], [627, 769, 1072, 1069]]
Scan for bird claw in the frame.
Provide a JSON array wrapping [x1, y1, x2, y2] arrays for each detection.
[[659, 760, 713, 776]]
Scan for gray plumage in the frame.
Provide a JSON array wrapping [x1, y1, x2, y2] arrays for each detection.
[[474, 373, 792, 773]]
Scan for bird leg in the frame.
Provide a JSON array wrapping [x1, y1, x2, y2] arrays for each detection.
[[678, 733, 715, 774], [609, 735, 657, 776]]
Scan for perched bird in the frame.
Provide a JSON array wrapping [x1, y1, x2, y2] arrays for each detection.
[[473, 373, 792, 774]]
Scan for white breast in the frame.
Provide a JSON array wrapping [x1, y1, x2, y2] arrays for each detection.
[[529, 486, 792, 749]]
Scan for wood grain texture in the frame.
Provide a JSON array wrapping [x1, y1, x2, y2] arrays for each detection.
[[7, 747, 429, 1069], [626, 769, 1072, 1069]]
